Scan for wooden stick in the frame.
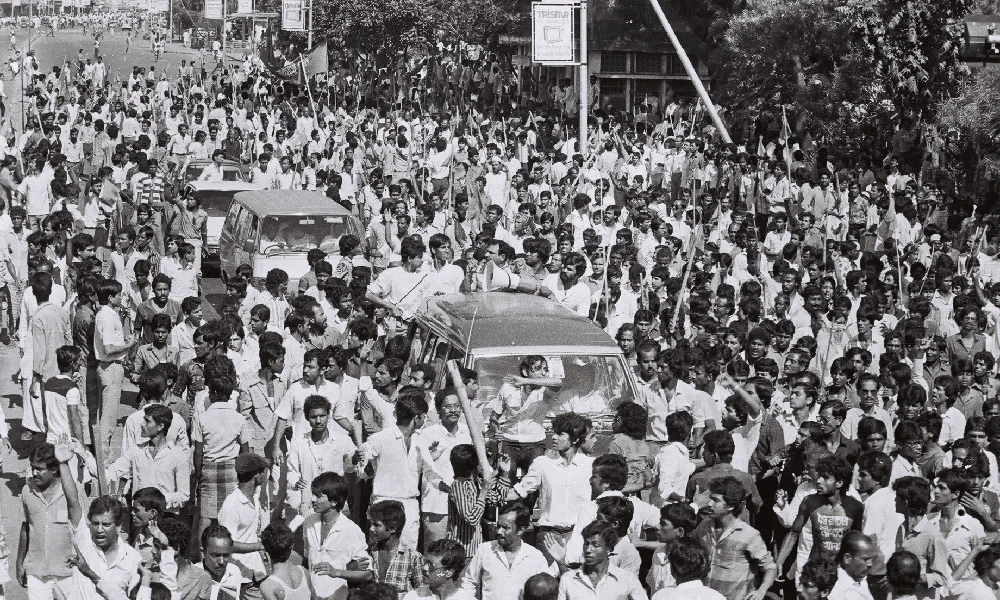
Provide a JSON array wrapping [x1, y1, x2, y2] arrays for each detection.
[[446, 360, 490, 475], [669, 180, 698, 335]]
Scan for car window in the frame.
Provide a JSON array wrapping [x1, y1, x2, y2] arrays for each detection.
[[471, 354, 633, 421]]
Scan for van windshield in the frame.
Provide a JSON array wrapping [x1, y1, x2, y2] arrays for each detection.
[[196, 190, 239, 217], [471, 354, 635, 432], [259, 215, 351, 255]]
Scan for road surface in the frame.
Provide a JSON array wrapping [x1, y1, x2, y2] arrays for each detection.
[[0, 26, 227, 600]]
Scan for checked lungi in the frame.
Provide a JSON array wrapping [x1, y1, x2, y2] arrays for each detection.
[[200, 459, 237, 519]]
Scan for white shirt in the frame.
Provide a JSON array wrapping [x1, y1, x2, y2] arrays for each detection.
[[418, 422, 471, 515], [862, 486, 903, 563], [829, 567, 874, 600], [303, 512, 368, 599], [513, 452, 594, 528], [542, 274, 592, 318], [565, 492, 660, 565], [367, 266, 431, 319], [217, 487, 267, 580], [462, 541, 554, 600], [73, 524, 143, 600], [275, 379, 342, 437], [361, 425, 424, 499], [652, 442, 693, 506], [651, 580, 725, 600], [556, 566, 648, 600], [287, 430, 356, 514], [94, 304, 127, 362]]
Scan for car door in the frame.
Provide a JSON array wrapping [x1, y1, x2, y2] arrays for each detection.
[[219, 202, 243, 279]]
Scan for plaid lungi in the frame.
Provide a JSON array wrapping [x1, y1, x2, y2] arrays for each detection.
[[200, 459, 237, 519]]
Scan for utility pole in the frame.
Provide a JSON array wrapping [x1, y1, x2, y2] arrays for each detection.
[[306, 0, 312, 49], [578, 0, 587, 154], [645, 0, 731, 143]]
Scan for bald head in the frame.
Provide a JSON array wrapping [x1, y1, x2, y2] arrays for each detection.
[[886, 551, 921, 596], [523, 573, 559, 600]]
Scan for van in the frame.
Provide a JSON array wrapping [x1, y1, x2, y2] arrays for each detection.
[[184, 180, 266, 259], [409, 292, 639, 437], [218, 190, 364, 289]]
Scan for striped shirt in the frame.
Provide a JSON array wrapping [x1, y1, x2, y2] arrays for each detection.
[[692, 518, 775, 600], [447, 476, 509, 557]]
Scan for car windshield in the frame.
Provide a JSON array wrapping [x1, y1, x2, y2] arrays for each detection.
[[187, 164, 242, 182], [259, 215, 351, 255], [195, 190, 239, 217], [471, 354, 634, 431]]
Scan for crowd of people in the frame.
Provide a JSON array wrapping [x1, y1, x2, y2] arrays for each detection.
[[0, 12, 998, 600]]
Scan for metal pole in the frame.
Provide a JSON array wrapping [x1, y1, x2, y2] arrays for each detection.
[[168, 0, 173, 47], [306, 0, 312, 49], [221, 0, 226, 66], [578, 0, 587, 154], [645, 0, 732, 144]]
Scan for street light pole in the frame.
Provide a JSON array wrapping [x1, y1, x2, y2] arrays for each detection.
[[306, 0, 312, 50], [578, 0, 587, 154]]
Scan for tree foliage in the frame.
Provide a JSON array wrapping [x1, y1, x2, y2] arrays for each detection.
[[709, 0, 970, 157], [311, 0, 519, 64], [846, 0, 970, 120], [710, 0, 891, 155]]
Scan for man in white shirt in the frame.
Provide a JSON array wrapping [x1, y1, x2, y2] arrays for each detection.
[[94, 280, 136, 454], [463, 504, 554, 600], [358, 392, 429, 549], [218, 453, 269, 585], [829, 531, 877, 600], [542, 252, 591, 318], [507, 412, 594, 565], [857, 452, 903, 566]]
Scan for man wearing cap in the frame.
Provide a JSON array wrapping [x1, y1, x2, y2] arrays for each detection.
[[218, 452, 269, 595]]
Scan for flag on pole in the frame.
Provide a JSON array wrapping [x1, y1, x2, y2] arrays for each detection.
[[303, 41, 328, 76], [780, 106, 793, 164], [756, 136, 765, 158]]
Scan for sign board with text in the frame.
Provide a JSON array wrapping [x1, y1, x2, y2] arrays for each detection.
[[531, 2, 575, 65], [282, 0, 306, 30], [204, 0, 223, 19], [237, 0, 252, 13]]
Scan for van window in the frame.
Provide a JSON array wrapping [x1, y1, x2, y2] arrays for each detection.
[[225, 204, 243, 237], [259, 215, 352, 254], [236, 209, 254, 249]]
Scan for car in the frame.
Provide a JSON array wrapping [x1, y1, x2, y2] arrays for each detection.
[[181, 159, 246, 183], [184, 180, 267, 258], [409, 292, 640, 446], [218, 190, 364, 291]]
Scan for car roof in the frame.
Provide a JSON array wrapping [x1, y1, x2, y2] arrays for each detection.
[[415, 292, 619, 353], [233, 190, 355, 217], [186, 159, 241, 167], [187, 181, 266, 191]]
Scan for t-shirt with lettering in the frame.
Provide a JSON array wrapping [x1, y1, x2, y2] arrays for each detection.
[[790, 494, 864, 561]]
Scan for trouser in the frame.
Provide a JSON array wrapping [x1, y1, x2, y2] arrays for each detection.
[[26, 575, 75, 600], [372, 495, 419, 549], [431, 176, 449, 196], [97, 360, 124, 452], [422, 512, 448, 549], [79, 362, 99, 445], [65, 161, 80, 187]]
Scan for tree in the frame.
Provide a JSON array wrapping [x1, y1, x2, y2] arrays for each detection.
[[710, 0, 890, 155], [846, 0, 970, 120]]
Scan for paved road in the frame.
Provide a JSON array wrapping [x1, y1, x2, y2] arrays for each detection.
[[0, 26, 228, 600]]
